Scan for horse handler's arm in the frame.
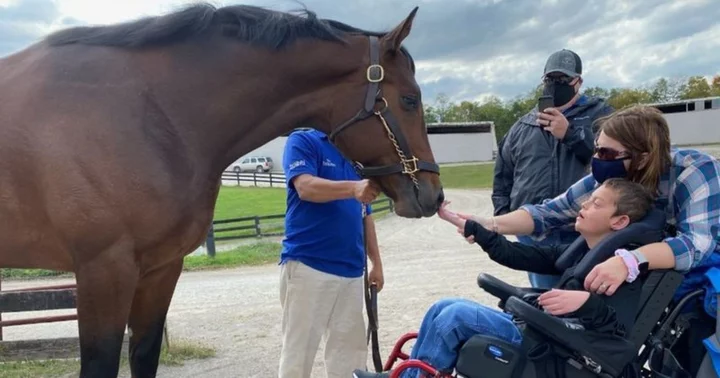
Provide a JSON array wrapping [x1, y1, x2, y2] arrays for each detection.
[[364, 214, 384, 292]]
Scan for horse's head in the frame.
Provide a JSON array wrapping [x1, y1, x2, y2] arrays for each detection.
[[322, 8, 443, 218]]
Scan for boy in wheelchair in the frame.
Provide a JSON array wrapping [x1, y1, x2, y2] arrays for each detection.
[[354, 178, 655, 378]]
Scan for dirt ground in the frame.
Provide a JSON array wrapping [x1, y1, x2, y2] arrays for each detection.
[[2, 188, 528, 378]]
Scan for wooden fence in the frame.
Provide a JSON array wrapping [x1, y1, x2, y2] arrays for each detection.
[[204, 197, 394, 256], [220, 170, 286, 187]]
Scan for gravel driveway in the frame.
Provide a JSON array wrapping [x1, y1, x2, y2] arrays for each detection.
[[3, 188, 527, 378]]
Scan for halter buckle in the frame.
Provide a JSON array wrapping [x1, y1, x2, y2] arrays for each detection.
[[401, 156, 419, 175], [367, 64, 384, 83]]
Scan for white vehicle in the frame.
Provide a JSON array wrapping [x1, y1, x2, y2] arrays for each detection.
[[230, 156, 274, 173]]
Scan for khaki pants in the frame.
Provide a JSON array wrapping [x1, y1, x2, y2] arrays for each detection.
[[278, 260, 367, 378]]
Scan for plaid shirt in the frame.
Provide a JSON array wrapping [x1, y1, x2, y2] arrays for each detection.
[[521, 147, 720, 274]]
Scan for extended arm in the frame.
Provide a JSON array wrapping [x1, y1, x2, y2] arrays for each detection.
[[464, 220, 566, 275], [292, 174, 361, 203], [469, 174, 597, 238]]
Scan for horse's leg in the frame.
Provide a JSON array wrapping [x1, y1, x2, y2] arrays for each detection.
[[75, 240, 139, 378], [127, 258, 184, 378]]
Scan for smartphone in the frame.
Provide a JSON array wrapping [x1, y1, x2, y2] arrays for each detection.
[[538, 95, 554, 113]]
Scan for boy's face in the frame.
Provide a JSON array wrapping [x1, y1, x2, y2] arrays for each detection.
[[574, 185, 630, 237]]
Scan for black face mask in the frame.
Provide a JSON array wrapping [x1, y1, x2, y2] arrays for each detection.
[[591, 157, 629, 183], [543, 81, 577, 107]]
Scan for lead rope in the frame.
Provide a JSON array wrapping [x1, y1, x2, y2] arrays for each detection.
[[362, 204, 384, 372]]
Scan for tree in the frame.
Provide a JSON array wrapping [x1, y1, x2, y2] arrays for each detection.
[[423, 105, 439, 123], [712, 75, 720, 96], [607, 88, 654, 110], [582, 86, 611, 99], [433, 93, 454, 122], [680, 76, 712, 100]]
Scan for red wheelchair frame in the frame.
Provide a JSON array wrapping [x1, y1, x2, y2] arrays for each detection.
[[382, 332, 455, 378]]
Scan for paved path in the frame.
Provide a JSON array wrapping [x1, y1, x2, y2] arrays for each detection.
[[3, 188, 527, 377]]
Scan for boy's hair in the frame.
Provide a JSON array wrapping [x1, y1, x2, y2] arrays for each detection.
[[602, 178, 654, 222]]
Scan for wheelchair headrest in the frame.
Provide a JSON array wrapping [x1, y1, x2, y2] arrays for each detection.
[[555, 207, 667, 279]]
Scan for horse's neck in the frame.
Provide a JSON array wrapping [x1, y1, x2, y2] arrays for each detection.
[[147, 38, 357, 179]]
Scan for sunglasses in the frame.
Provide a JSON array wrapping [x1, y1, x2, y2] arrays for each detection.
[[594, 146, 631, 160], [543, 74, 574, 85]]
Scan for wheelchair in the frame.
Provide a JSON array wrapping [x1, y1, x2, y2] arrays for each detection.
[[364, 208, 720, 378]]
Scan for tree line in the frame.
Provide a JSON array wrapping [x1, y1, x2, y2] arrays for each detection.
[[424, 75, 720, 142]]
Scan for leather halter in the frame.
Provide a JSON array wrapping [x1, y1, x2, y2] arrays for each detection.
[[328, 36, 440, 188]]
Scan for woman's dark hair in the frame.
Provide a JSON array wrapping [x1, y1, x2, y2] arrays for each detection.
[[595, 105, 672, 196]]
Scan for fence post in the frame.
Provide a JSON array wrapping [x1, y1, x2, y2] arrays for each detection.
[[269, 172, 273, 188], [235, 171, 240, 186], [253, 173, 257, 187], [254, 216, 261, 237], [206, 224, 216, 258]]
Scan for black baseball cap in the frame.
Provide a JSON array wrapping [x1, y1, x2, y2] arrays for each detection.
[[543, 49, 582, 78]]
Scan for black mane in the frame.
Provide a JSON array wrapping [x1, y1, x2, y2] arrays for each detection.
[[46, 3, 375, 49], [44, 3, 415, 72]]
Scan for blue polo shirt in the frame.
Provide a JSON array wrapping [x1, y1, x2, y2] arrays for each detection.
[[280, 129, 372, 278]]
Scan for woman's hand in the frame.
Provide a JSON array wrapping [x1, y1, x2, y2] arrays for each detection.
[[584, 256, 628, 296], [538, 289, 590, 315]]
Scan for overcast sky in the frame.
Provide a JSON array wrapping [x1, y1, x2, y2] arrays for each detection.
[[1, 0, 718, 105]]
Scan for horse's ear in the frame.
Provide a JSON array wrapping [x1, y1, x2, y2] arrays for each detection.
[[381, 7, 418, 53]]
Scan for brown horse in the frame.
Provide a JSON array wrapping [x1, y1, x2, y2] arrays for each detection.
[[0, 2, 443, 377]]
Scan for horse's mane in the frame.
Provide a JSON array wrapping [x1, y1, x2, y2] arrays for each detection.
[[45, 3, 384, 50], [44, 3, 415, 72]]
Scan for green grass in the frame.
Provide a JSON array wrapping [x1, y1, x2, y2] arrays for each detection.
[[438, 163, 495, 189], [0, 338, 215, 378], [213, 186, 287, 219], [183, 242, 281, 270]]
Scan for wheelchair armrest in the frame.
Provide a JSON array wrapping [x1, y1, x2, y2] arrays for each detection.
[[477, 273, 549, 305], [505, 296, 628, 377]]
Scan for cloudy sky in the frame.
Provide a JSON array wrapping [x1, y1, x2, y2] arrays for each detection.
[[1, 0, 718, 106]]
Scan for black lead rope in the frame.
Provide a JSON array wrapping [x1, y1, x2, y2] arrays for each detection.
[[364, 268, 383, 372], [362, 206, 383, 373]]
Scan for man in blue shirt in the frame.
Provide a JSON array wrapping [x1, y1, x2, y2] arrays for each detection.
[[492, 49, 614, 289], [278, 128, 384, 378]]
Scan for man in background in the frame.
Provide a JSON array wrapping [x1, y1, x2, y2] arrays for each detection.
[[278, 128, 385, 378], [492, 49, 614, 289]]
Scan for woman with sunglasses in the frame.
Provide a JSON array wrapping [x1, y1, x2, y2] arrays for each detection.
[[446, 104, 720, 375]]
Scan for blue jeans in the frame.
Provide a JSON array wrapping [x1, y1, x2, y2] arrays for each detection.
[[517, 235, 563, 290], [400, 298, 524, 378]]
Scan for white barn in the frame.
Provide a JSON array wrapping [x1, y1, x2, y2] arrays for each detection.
[[652, 96, 720, 146]]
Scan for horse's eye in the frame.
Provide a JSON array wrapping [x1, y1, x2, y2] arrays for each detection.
[[401, 95, 419, 110]]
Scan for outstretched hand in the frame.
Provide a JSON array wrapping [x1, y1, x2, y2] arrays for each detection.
[[437, 201, 479, 244], [437, 201, 465, 228]]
